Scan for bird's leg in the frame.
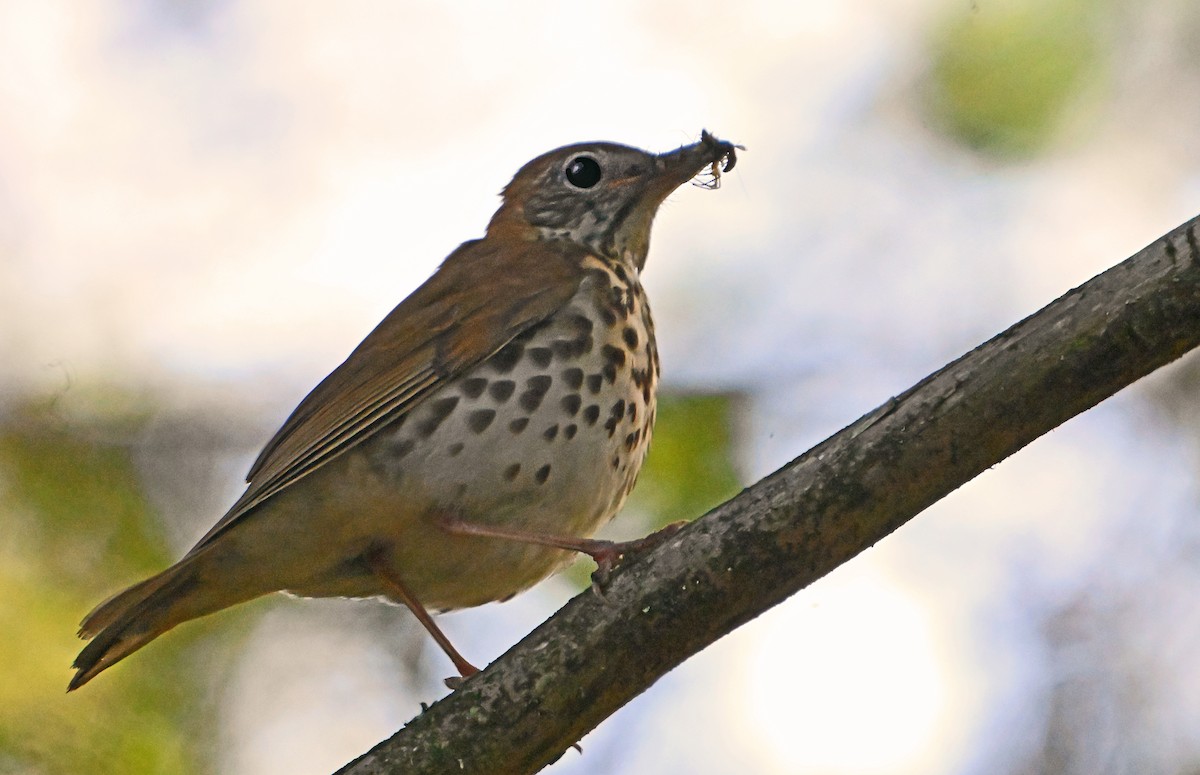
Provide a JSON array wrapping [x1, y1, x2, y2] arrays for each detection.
[[364, 547, 479, 688], [436, 515, 688, 590]]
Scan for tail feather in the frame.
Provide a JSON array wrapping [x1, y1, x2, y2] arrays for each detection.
[[76, 567, 183, 640], [69, 561, 199, 691]]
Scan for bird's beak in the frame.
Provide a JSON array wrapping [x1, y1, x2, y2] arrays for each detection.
[[646, 130, 741, 204], [611, 131, 740, 268]]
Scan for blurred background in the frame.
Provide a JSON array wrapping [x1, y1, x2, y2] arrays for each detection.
[[3, 0, 1200, 773]]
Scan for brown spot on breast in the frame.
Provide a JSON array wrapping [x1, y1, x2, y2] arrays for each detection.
[[582, 405, 600, 426], [553, 334, 593, 359], [604, 399, 625, 437], [509, 417, 530, 434], [519, 375, 552, 411], [568, 312, 595, 335], [624, 429, 641, 450], [535, 464, 551, 484], [489, 342, 524, 373], [601, 344, 627, 368], [460, 377, 488, 399], [622, 326, 639, 349], [561, 394, 582, 416], [467, 408, 496, 434], [488, 379, 516, 402], [417, 396, 459, 437], [528, 347, 553, 367], [543, 424, 559, 441], [562, 367, 584, 390], [586, 374, 603, 394], [503, 463, 521, 481], [564, 423, 578, 439]]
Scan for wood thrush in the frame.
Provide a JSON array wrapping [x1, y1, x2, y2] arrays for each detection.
[[70, 131, 740, 690]]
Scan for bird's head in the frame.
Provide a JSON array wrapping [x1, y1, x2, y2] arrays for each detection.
[[488, 131, 740, 269]]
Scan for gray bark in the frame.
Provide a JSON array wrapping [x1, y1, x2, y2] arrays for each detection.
[[336, 215, 1200, 775]]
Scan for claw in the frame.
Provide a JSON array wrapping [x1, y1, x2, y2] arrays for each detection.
[[587, 521, 689, 594]]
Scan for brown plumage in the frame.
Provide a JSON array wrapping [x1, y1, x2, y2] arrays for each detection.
[[71, 131, 739, 691]]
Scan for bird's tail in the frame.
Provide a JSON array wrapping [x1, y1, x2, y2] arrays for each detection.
[[69, 558, 202, 691]]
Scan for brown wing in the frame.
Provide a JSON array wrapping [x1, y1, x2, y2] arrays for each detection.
[[187, 236, 592, 553]]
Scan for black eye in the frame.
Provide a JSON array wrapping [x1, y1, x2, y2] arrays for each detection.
[[564, 156, 602, 188]]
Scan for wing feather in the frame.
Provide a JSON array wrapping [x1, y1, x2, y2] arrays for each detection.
[[188, 237, 590, 552]]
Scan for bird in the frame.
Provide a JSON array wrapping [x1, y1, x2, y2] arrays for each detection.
[[69, 130, 740, 691]]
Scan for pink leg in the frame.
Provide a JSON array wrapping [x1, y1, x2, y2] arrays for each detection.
[[436, 516, 688, 587], [364, 547, 479, 687]]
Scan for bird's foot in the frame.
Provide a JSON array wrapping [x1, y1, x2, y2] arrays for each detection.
[[435, 514, 688, 594], [585, 520, 688, 593]]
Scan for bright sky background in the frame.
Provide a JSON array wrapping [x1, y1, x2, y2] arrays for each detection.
[[5, 1, 1200, 773]]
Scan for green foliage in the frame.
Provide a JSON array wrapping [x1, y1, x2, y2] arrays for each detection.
[[926, 0, 1112, 157], [0, 405, 209, 775], [626, 392, 743, 529]]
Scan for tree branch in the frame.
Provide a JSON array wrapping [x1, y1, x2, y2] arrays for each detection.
[[337, 215, 1200, 775]]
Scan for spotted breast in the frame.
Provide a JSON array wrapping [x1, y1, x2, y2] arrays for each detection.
[[314, 252, 658, 609]]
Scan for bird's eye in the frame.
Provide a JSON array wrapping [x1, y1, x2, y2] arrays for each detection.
[[564, 156, 602, 189]]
